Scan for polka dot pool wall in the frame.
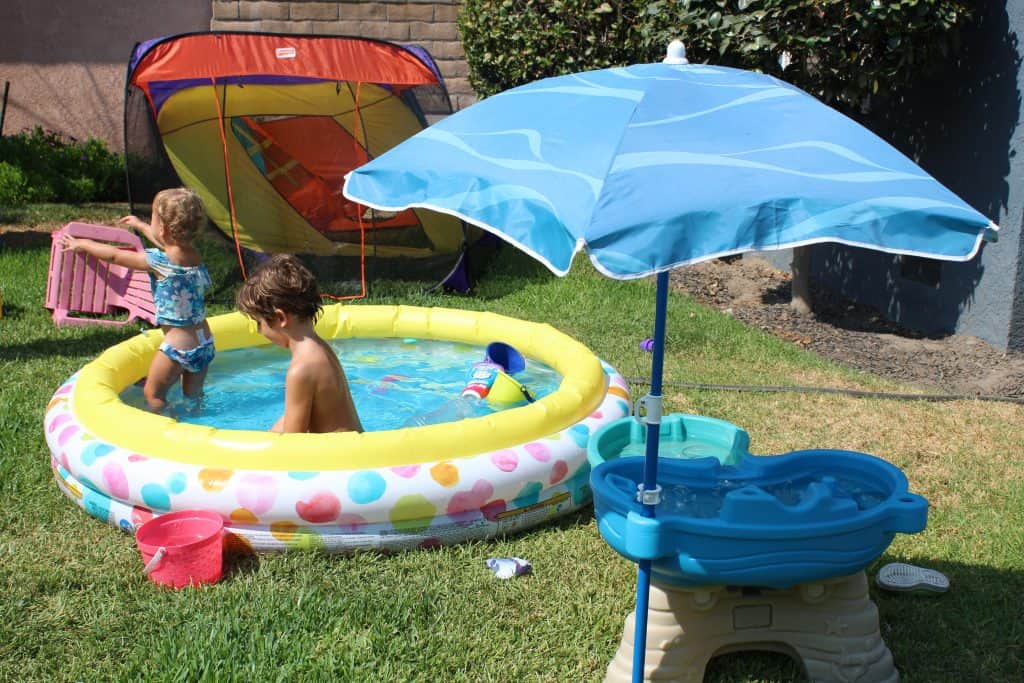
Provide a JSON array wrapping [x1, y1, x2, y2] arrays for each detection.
[[44, 363, 631, 552]]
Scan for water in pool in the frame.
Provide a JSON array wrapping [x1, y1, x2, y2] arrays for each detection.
[[120, 338, 563, 432]]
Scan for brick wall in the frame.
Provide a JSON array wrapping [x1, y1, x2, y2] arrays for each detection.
[[211, 0, 475, 111]]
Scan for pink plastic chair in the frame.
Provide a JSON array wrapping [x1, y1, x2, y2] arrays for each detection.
[[45, 222, 157, 327]]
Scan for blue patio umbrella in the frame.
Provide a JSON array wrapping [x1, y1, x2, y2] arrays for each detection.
[[345, 43, 997, 681]]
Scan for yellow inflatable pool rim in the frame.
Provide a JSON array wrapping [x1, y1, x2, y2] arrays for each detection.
[[71, 304, 608, 471]]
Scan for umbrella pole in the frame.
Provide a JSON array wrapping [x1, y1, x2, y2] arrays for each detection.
[[631, 271, 670, 683]]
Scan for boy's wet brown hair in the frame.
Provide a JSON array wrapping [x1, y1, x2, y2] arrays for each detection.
[[153, 187, 206, 243], [236, 254, 323, 323]]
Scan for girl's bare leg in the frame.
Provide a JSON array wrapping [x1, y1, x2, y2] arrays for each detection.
[[144, 352, 183, 413], [181, 367, 209, 399]]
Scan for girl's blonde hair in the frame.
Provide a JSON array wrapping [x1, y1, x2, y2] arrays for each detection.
[[153, 187, 206, 243]]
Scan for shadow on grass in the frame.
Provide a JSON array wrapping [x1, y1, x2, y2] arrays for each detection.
[[463, 244, 556, 300], [536, 504, 596, 533], [1, 324, 146, 361], [0, 302, 30, 319], [222, 548, 262, 581], [0, 231, 53, 250], [761, 279, 954, 340], [610, 555, 1024, 682], [866, 555, 1024, 680]]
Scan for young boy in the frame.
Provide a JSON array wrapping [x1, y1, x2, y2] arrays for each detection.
[[236, 255, 363, 433]]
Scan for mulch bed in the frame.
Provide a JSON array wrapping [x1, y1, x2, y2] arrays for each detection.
[[669, 257, 1024, 399]]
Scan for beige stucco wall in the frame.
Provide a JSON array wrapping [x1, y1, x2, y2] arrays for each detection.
[[1, 2, 475, 152], [0, 1, 211, 151]]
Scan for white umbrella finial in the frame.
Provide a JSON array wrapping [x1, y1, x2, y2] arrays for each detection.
[[664, 40, 688, 65]]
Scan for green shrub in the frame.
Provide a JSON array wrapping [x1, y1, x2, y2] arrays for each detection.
[[459, 0, 648, 97], [71, 138, 125, 201], [459, 0, 973, 115], [0, 127, 126, 204], [0, 161, 29, 209], [638, 0, 972, 114], [64, 177, 98, 204]]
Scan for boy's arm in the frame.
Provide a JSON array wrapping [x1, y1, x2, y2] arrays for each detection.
[[273, 367, 315, 433], [60, 235, 150, 272], [337, 370, 364, 433]]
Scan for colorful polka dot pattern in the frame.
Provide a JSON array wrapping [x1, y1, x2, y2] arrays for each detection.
[[44, 362, 631, 552]]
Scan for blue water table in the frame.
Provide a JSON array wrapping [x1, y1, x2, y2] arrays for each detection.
[[590, 413, 927, 682], [589, 413, 927, 589]]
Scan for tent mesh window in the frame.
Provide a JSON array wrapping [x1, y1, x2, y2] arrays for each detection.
[[125, 32, 482, 300]]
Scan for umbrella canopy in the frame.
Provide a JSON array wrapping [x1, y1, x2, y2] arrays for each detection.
[[344, 60, 996, 280], [344, 49, 997, 682]]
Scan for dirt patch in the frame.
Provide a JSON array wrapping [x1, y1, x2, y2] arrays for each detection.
[[0, 221, 62, 233], [670, 256, 1024, 399]]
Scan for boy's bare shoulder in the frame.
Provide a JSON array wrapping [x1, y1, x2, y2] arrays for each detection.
[[287, 342, 338, 379]]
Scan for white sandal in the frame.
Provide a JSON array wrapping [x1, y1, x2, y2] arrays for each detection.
[[876, 562, 949, 594]]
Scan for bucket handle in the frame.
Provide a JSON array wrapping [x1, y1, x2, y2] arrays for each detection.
[[143, 547, 167, 575]]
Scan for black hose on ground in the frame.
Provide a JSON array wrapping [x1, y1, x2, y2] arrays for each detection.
[[624, 377, 1024, 405]]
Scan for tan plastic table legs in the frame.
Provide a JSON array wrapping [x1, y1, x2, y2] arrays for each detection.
[[605, 571, 898, 682]]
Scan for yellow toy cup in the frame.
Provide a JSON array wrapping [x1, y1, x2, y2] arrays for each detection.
[[486, 370, 535, 406]]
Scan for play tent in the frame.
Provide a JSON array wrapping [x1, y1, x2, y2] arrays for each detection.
[[124, 32, 477, 291]]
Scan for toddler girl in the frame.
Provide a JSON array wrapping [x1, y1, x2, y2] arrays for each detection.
[[61, 188, 214, 413]]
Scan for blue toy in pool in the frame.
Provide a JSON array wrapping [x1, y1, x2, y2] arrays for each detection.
[[590, 414, 928, 589]]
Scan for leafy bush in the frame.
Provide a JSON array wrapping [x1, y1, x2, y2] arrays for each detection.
[[459, 0, 973, 115], [64, 177, 98, 204], [0, 127, 126, 204], [638, 0, 972, 114], [0, 161, 29, 209], [459, 0, 648, 97]]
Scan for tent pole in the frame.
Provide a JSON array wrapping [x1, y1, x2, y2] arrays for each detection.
[[353, 81, 367, 298], [209, 77, 246, 279]]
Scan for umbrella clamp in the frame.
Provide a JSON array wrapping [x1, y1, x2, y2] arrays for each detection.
[[634, 394, 663, 425], [636, 483, 662, 506]]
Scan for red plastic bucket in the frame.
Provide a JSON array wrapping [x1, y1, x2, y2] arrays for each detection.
[[135, 509, 225, 588]]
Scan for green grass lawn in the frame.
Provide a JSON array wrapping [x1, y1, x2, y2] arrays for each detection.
[[1, 212, 1022, 682]]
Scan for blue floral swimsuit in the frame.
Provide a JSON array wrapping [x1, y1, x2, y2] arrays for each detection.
[[146, 249, 215, 373]]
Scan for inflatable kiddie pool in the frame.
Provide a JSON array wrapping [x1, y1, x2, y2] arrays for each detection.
[[44, 305, 631, 552]]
